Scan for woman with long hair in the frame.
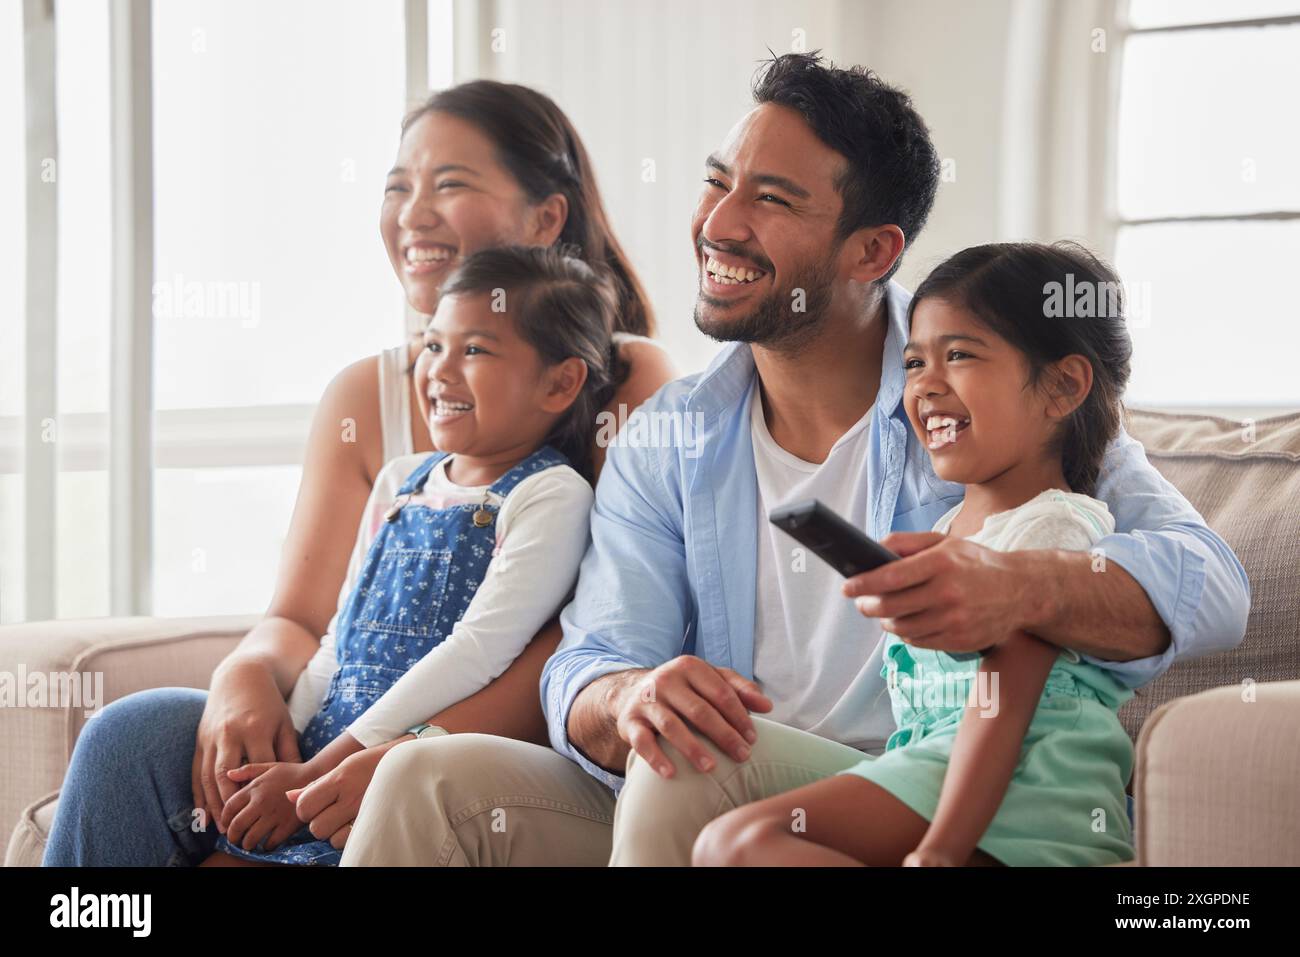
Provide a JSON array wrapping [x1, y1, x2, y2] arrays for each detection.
[[43, 81, 675, 866]]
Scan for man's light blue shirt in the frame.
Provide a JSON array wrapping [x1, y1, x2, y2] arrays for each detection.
[[542, 280, 1251, 793]]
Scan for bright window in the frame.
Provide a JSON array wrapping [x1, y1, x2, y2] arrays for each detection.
[[149, 0, 407, 616], [3, 1, 452, 624], [1114, 4, 1300, 407], [151, 0, 407, 411], [53, 0, 112, 619]]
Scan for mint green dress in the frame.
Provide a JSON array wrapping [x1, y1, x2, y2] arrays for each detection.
[[839, 489, 1136, 866]]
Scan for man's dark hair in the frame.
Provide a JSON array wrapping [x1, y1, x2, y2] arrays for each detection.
[[752, 51, 940, 283]]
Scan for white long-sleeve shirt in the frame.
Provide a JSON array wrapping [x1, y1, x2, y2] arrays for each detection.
[[287, 452, 594, 747]]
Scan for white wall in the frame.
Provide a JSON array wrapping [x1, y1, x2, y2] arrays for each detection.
[[858, 0, 1019, 290]]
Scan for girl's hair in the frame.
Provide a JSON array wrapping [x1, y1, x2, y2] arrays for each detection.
[[439, 245, 625, 484], [403, 80, 655, 338], [908, 241, 1133, 495]]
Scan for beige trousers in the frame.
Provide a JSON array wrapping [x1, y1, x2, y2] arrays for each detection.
[[339, 716, 871, 866]]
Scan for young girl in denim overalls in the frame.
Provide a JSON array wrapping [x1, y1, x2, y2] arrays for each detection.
[[210, 246, 619, 865]]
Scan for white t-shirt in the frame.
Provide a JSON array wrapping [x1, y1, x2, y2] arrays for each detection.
[[749, 380, 890, 749], [286, 452, 594, 747], [930, 488, 1113, 666]]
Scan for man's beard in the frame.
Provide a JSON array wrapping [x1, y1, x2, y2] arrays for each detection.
[[693, 258, 836, 354]]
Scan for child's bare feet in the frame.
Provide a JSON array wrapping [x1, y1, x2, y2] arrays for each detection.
[[905, 843, 1004, 866], [903, 846, 961, 867]]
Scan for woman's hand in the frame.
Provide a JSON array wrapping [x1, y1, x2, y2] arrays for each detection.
[[191, 658, 302, 834], [219, 761, 318, 851], [290, 743, 398, 850]]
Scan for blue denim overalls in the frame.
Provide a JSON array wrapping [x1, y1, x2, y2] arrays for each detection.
[[214, 445, 570, 865]]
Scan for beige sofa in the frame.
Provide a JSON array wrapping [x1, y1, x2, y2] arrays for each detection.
[[3, 408, 1298, 866]]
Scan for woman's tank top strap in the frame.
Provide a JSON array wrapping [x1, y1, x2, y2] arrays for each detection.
[[377, 343, 415, 465], [396, 451, 450, 496], [486, 445, 571, 498]]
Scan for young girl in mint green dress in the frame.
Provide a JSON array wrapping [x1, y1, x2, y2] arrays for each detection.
[[711, 241, 1139, 866]]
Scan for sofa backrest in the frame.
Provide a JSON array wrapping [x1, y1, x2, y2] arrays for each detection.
[[1118, 407, 1300, 740]]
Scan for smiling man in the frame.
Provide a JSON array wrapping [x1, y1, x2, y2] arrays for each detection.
[[339, 53, 1249, 867]]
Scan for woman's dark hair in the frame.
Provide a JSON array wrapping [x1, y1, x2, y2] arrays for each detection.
[[752, 52, 940, 283], [439, 245, 625, 484], [908, 241, 1133, 495], [403, 80, 654, 338]]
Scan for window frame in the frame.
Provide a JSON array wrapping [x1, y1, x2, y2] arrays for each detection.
[[1112, 3, 1300, 228], [20, 0, 59, 621]]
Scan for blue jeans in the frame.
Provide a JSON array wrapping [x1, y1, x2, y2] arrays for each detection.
[[42, 687, 219, 867]]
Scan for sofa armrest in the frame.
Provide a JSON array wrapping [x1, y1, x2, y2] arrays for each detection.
[[0, 614, 256, 864], [1134, 679, 1300, 866]]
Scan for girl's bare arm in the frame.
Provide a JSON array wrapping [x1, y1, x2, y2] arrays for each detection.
[[912, 630, 1060, 864]]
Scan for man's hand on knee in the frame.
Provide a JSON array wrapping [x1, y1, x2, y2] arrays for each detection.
[[613, 656, 772, 780]]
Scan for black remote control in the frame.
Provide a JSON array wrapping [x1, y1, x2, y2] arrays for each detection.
[[767, 499, 898, 577], [767, 499, 982, 660]]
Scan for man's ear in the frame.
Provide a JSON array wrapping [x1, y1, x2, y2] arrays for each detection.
[[844, 224, 906, 285], [1044, 355, 1094, 421], [539, 356, 589, 414]]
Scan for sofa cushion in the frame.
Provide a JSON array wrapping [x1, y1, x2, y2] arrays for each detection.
[[1135, 680, 1300, 865], [1119, 408, 1300, 741], [0, 614, 254, 864], [4, 791, 57, 868]]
